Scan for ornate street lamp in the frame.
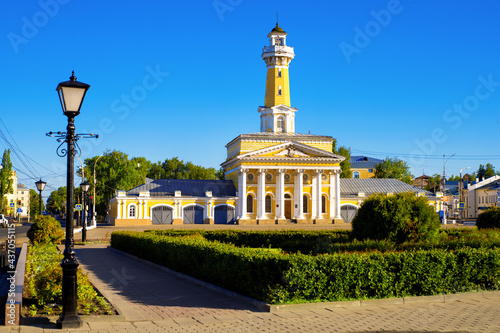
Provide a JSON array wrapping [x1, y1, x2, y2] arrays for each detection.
[[46, 71, 97, 329], [35, 179, 46, 216], [80, 181, 90, 242]]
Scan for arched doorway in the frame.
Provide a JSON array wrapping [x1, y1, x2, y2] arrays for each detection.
[[340, 205, 358, 223], [214, 205, 235, 224], [151, 206, 173, 224], [284, 194, 292, 219], [183, 205, 204, 224]]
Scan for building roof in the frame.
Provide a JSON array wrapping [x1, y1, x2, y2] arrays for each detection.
[[340, 178, 432, 197], [126, 179, 237, 198], [271, 23, 285, 33], [350, 156, 383, 168], [476, 180, 500, 191], [226, 132, 333, 148]]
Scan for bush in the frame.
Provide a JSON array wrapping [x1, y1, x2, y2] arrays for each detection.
[[477, 207, 500, 229], [111, 231, 500, 305], [27, 215, 64, 245], [351, 192, 440, 243]]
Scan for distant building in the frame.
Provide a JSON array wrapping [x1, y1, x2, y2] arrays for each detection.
[[467, 175, 500, 218], [413, 174, 431, 190], [350, 156, 383, 179], [109, 179, 237, 226]]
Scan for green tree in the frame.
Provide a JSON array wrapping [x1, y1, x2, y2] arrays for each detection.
[[83, 150, 147, 219], [0, 149, 13, 214], [374, 157, 414, 184], [425, 174, 441, 193], [29, 189, 44, 219], [447, 174, 460, 182], [477, 163, 496, 181], [147, 157, 223, 180], [46, 187, 66, 215], [352, 192, 440, 243], [332, 139, 352, 178]]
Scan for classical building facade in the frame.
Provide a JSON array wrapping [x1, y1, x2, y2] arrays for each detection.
[[222, 23, 345, 224]]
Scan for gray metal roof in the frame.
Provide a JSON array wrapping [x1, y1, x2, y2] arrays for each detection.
[[350, 156, 383, 168], [126, 179, 237, 197], [340, 178, 432, 197]]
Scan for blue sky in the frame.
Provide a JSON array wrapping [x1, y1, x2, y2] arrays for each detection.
[[1, 0, 499, 197]]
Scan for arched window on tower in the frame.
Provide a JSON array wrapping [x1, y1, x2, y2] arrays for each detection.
[[265, 195, 272, 213], [278, 69, 282, 78], [278, 86, 282, 96], [277, 116, 285, 132]]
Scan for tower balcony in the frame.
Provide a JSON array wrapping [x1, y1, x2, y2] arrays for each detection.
[[262, 45, 295, 58]]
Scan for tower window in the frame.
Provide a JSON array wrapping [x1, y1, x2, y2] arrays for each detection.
[[277, 116, 284, 132], [278, 69, 282, 78], [278, 86, 282, 96]]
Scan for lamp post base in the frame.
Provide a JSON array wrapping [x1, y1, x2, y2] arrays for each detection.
[[56, 314, 82, 329]]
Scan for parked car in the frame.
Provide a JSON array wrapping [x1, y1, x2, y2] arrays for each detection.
[[0, 214, 8, 227]]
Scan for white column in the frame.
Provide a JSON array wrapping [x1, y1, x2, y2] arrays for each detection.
[[316, 170, 323, 219], [277, 169, 286, 219], [335, 170, 342, 219], [257, 169, 267, 219], [311, 172, 317, 219], [143, 200, 148, 219], [138, 200, 143, 219], [116, 200, 121, 219], [295, 169, 304, 219], [122, 200, 127, 219], [329, 171, 335, 219], [239, 169, 248, 219], [174, 200, 179, 219]]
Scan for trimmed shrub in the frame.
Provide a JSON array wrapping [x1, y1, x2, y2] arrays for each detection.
[[111, 231, 500, 305], [477, 207, 500, 229], [351, 192, 440, 243], [27, 215, 64, 245]]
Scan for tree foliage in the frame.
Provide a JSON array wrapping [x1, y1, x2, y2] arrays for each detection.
[[46, 187, 66, 215], [425, 174, 441, 193], [476, 207, 500, 229], [476, 163, 497, 181], [29, 189, 44, 219], [27, 215, 64, 245], [332, 139, 351, 178], [0, 149, 13, 214], [374, 157, 414, 184], [352, 192, 441, 243], [147, 157, 224, 181]]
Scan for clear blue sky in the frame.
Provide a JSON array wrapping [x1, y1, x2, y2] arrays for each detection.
[[1, 0, 499, 197]]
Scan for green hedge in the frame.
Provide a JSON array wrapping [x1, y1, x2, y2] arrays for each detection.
[[477, 207, 500, 229], [111, 231, 500, 304], [146, 229, 500, 254]]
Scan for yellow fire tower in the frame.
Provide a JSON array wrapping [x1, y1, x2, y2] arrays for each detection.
[[222, 22, 345, 225]]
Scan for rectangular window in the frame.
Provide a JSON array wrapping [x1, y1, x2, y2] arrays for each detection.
[[278, 69, 282, 78]]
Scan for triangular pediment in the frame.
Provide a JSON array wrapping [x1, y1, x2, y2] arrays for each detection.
[[237, 141, 345, 161]]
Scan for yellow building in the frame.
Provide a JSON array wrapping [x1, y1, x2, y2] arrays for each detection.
[[350, 156, 383, 179], [222, 23, 345, 224]]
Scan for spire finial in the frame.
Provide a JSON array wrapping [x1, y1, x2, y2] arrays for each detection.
[[276, 12, 279, 26]]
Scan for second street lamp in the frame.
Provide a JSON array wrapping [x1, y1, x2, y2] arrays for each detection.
[[80, 181, 90, 242], [35, 178, 46, 216]]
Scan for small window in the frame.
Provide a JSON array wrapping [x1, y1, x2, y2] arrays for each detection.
[[368, 169, 373, 173], [128, 205, 136, 218], [353, 171, 360, 179], [265, 195, 272, 213], [277, 117, 284, 132], [278, 69, 282, 78], [246, 194, 253, 213], [303, 195, 308, 213], [278, 86, 282, 96], [321, 195, 327, 214]]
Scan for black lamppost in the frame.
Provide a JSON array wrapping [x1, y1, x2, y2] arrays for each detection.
[[46, 71, 97, 329], [80, 181, 89, 242], [35, 179, 46, 216]]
